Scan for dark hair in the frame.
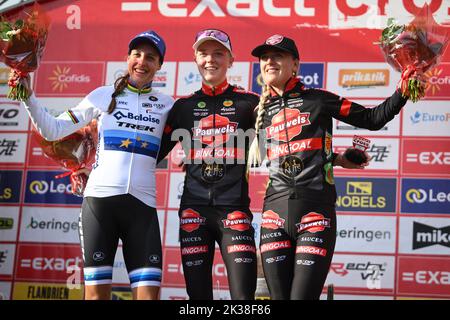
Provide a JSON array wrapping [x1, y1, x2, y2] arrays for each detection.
[[107, 74, 130, 114]]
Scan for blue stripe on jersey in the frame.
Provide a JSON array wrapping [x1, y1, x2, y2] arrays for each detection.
[[129, 270, 161, 284], [103, 130, 160, 159], [84, 270, 113, 281]]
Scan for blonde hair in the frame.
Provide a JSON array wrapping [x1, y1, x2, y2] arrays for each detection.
[[107, 74, 130, 114], [247, 84, 270, 170]]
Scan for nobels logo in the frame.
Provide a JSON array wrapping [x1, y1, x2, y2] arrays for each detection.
[[339, 69, 389, 88], [424, 66, 450, 96], [49, 66, 90, 92]]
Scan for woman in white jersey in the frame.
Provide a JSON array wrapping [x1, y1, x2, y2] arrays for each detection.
[[12, 30, 174, 300]]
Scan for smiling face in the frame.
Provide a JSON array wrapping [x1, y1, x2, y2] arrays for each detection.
[[195, 40, 234, 87], [127, 42, 161, 89], [259, 49, 299, 92]]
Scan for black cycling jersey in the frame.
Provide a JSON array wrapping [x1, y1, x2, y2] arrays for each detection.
[[159, 80, 259, 207], [259, 77, 408, 205]]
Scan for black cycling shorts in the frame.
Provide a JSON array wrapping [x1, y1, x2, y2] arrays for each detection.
[[260, 198, 336, 300], [79, 194, 162, 288], [178, 206, 257, 300]]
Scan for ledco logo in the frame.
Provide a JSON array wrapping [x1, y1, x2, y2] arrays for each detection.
[[261, 210, 285, 230], [401, 179, 449, 214], [222, 211, 251, 231], [413, 222, 450, 250], [296, 212, 330, 234], [265, 108, 310, 142], [339, 69, 389, 88], [35, 62, 104, 97], [180, 209, 206, 233], [192, 114, 238, 146]]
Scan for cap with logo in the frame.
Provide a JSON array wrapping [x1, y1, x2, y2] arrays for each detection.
[[251, 34, 299, 60], [192, 29, 233, 54], [128, 30, 166, 64]]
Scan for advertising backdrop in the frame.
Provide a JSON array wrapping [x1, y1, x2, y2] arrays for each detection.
[[0, 0, 449, 300]]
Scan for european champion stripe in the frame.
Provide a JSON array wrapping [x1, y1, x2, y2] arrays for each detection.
[[129, 268, 162, 284], [103, 130, 160, 158]]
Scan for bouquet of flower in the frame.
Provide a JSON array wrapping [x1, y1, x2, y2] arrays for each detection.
[[0, 3, 50, 101], [379, 4, 449, 102], [32, 120, 98, 197]]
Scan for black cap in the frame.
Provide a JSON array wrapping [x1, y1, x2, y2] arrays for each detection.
[[251, 35, 299, 60]]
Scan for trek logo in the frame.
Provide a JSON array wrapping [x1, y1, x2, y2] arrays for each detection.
[[413, 222, 450, 250], [261, 211, 285, 230], [330, 262, 386, 281], [265, 108, 310, 142], [113, 111, 160, 124], [117, 121, 155, 132], [180, 209, 206, 233], [335, 178, 396, 212], [401, 179, 450, 214], [296, 212, 330, 234], [192, 114, 238, 146], [339, 69, 389, 88], [222, 211, 251, 231]]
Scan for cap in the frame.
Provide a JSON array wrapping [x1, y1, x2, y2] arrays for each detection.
[[251, 34, 299, 59], [192, 29, 232, 54], [128, 30, 166, 64]]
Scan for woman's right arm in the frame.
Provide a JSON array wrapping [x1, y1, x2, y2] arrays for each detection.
[[20, 77, 103, 141]]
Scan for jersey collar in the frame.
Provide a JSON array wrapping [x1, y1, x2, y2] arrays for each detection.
[[127, 80, 152, 94], [201, 79, 230, 96], [269, 77, 303, 97]]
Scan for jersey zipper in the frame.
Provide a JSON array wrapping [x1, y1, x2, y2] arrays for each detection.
[[281, 96, 298, 199], [210, 86, 216, 206]]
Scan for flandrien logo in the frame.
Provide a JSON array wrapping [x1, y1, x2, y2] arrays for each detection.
[[27, 217, 78, 233]]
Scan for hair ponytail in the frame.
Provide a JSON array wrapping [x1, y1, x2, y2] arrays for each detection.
[[107, 74, 130, 114], [247, 84, 270, 171]]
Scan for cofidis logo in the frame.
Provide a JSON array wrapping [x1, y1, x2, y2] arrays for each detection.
[[335, 177, 396, 213], [25, 171, 82, 205], [0, 170, 22, 203], [401, 179, 450, 214], [251, 62, 324, 94]]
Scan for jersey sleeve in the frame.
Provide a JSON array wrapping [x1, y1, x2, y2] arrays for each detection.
[[321, 89, 408, 130], [157, 99, 182, 163], [24, 87, 105, 141]]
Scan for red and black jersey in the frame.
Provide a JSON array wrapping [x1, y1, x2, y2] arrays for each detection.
[[260, 77, 408, 204], [158, 80, 259, 206]]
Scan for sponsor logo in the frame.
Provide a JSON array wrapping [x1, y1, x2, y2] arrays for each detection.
[[413, 222, 450, 250], [180, 209, 206, 233], [265, 108, 310, 142], [281, 156, 303, 178], [223, 100, 233, 107], [181, 236, 202, 243], [338, 69, 389, 88], [261, 232, 282, 240], [24, 171, 82, 205], [26, 217, 77, 233], [409, 110, 450, 125], [335, 178, 396, 212], [299, 236, 323, 244], [93, 252, 105, 261], [261, 211, 285, 230], [266, 255, 287, 264], [13, 282, 83, 300], [267, 138, 322, 160], [0, 170, 22, 203], [113, 111, 160, 124], [330, 262, 386, 281], [297, 259, 315, 266], [260, 240, 291, 253], [401, 179, 450, 214], [222, 211, 251, 231], [403, 139, 450, 175], [20, 256, 83, 271], [181, 245, 208, 255], [35, 62, 104, 96], [0, 217, 13, 229], [296, 246, 327, 257], [192, 114, 238, 146], [0, 101, 21, 128], [185, 259, 203, 267], [299, 63, 324, 89], [296, 212, 331, 233], [227, 244, 256, 253], [398, 256, 450, 296], [423, 64, 450, 98]]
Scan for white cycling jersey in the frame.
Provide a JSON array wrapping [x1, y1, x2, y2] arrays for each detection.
[[24, 84, 174, 207]]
